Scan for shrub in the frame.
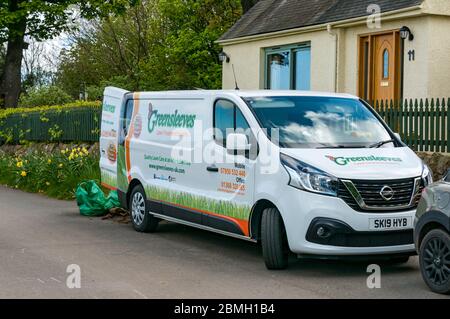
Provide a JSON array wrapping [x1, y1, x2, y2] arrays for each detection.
[[19, 86, 74, 108], [0, 147, 100, 200], [0, 101, 101, 144], [0, 100, 101, 120]]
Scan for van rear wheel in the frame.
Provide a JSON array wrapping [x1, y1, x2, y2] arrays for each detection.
[[129, 184, 159, 233], [261, 207, 289, 270]]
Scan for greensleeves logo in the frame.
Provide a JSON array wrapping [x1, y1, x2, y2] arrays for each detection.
[[148, 109, 196, 133], [326, 155, 403, 166], [103, 103, 116, 114]]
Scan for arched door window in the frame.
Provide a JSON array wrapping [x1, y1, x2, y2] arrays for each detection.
[[382, 49, 389, 79]]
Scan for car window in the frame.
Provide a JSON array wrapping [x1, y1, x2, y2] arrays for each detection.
[[236, 107, 250, 133], [445, 170, 450, 183], [244, 96, 392, 149], [122, 99, 134, 138], [214, 99, 251, 147], [214, 100, 234, 146]]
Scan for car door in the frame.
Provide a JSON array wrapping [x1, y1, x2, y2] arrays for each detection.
[[202, 98, 257, 238], [100, 87, 128, 190]]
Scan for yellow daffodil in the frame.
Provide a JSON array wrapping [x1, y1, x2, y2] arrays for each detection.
[[20, 171, 27, 177], [47, 159, 52, 164], [16, 161, 23, 168]]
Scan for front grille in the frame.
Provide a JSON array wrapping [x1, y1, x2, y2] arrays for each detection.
[[323, 230, 414, 247], [337, 178, 423, 212]]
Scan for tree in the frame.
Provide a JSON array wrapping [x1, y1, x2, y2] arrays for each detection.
[[0, 0, 138, 108], [241, 0, 259, 13], [22, 40, 56, 90], [139, 0, 242, 90], [56, 0, 242, 94], [56, 0, 156, 97]]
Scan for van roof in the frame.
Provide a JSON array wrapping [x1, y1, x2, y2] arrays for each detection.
[[127, 89, 358, 100]]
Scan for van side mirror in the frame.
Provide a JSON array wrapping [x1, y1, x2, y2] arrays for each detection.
[[226, 133, 250, 152], [394, 133, 401, 141]]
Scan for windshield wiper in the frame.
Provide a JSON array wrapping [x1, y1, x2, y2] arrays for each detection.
[[369, 139, 396, 148], [316, 145, 367, 149]]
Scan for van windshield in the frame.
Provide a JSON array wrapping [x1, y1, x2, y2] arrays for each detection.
[[243, 96, 393, 149]]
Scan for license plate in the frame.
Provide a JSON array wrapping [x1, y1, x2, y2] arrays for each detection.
[[369, 217, 412, 231]]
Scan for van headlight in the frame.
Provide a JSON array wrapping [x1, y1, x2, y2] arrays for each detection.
[[422, 163, 433, 186], [281, 153, 338, 196]]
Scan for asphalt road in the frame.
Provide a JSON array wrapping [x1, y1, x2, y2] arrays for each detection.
[[0, 186, 447, 299]]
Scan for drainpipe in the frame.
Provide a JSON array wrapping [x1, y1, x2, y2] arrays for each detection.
[[327, 24, 338, 92]]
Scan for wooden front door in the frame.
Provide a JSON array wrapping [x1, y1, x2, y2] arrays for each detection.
[[358, 31, 401, 102]]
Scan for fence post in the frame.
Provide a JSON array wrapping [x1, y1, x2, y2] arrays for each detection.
[[396, 100, 405, 139], [447, 98, 450, 153], [430, 98, 435, 152], [407, 99, 412, 148], [417, 99, 422, 152], [442, 98, 446, 153], [424, 99, 429, 152], [433, 98, 442, 152]]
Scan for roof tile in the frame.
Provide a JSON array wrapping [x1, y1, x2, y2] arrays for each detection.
[[220, 0, 423, 40]]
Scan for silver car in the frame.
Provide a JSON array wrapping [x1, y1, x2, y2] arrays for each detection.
[[414, 169, 450, 294]]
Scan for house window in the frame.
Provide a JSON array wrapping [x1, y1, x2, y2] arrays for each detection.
[[265, 44, 311, 90]]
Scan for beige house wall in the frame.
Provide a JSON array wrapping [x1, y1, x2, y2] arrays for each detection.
[[221, 30, 336, 92], [427, 15, 450, 98], [340, 16, 431, 99], [221, 5, 450, 100]]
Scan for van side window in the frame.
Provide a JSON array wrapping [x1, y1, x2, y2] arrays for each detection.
[[236, 107, 250, 133], [214, 100, 235, 146], [122, 99, 134, 138], [214, 99, 251, 147]]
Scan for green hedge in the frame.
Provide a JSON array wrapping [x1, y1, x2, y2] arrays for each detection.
[[0, 101, 102, 144]]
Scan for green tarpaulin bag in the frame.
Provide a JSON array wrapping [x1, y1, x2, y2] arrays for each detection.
[[76, 180, 120, 216]]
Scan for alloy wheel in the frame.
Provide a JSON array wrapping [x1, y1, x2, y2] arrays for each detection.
[[131, 192, 146, 226], [423, 237, 450, 286]]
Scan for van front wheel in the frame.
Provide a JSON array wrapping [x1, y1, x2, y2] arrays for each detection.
[[261, 207, 289, 270], [129, 185, 159, 233]]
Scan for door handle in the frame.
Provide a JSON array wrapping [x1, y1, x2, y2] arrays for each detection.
[[206, 166, 219, 173]]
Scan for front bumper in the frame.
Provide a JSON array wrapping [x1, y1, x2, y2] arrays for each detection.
[[277, 186, 417, 256], [306, 217, 414, 248]]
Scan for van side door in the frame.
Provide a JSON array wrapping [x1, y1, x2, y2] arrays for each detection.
[[202, 98, 257, 238]]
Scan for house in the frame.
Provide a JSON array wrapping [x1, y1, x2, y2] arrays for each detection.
[[218, 0, 450, 101]]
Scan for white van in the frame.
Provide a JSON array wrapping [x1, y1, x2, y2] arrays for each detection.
[[100, 87, 432, 269]]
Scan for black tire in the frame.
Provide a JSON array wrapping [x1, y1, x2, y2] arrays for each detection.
[[129, 184, 159, 233], [419, 229, 450, 295], [261, 207, 289, 270]]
